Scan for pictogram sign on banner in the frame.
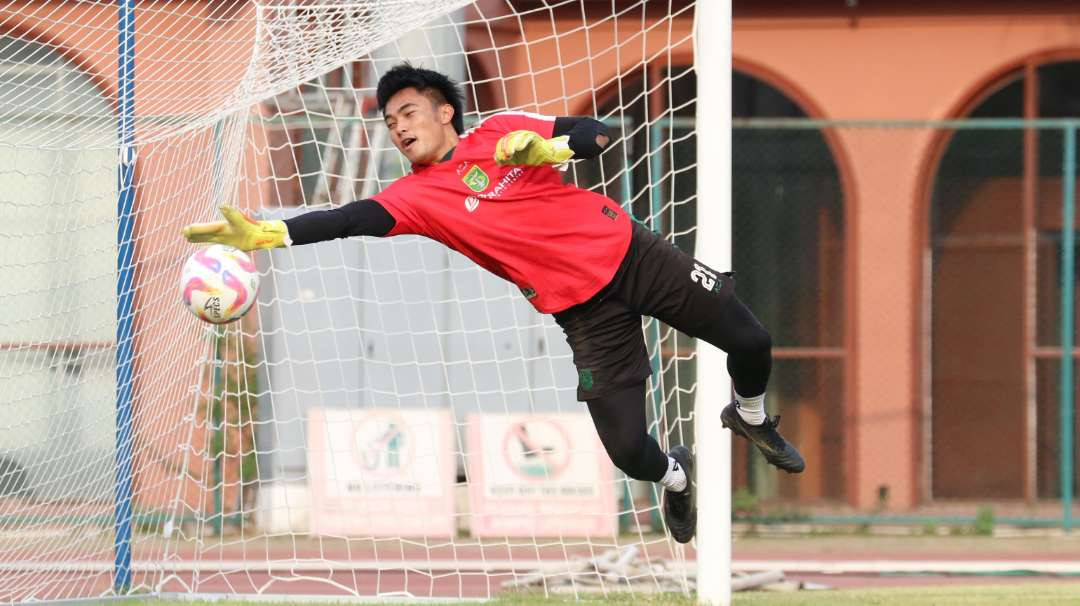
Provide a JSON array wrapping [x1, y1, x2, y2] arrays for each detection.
[[466, 412, 616, 537], [308, 408, 455, 536]]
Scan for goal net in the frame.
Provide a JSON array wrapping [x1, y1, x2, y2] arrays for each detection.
[[0, 0, 710, 601]]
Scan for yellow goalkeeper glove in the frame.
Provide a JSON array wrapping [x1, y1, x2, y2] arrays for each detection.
[[182, 206, 289, 251], [494, 130, 573, 166]]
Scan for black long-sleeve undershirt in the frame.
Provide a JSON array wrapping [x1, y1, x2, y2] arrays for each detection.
[[283, 199, 395, 244], [283, 115, 609, 245]]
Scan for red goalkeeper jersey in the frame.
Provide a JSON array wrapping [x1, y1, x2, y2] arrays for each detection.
[[372, 111, 632, 314]]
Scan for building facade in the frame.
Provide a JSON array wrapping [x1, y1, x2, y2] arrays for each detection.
[[2, 0, 1078, 515]]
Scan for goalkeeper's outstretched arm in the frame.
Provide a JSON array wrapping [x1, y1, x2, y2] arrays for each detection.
[[283, 199, 395, 244], [182, 200, 395, 251]]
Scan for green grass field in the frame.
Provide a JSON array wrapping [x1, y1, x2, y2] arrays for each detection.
[[134, 583, 1080, 605], [730, 584, 1080, 605]]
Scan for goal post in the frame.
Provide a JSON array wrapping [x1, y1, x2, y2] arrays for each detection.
[[693, 1, 734, 604], [115, 0, 137, 594]]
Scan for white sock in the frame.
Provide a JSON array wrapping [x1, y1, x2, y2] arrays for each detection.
[[735, 389, 767, 425], [659, 456, 687, 493]]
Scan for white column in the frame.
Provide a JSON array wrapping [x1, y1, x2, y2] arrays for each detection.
[[693, 1, 732, 605]]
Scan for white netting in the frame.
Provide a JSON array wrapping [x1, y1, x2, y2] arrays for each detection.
[[0, 0, 700, 601]]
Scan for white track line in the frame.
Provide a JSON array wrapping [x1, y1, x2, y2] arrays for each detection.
[[1, 560, 1079, 575]]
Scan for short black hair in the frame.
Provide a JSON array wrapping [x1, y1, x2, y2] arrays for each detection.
[[376, 63, 464, 134]]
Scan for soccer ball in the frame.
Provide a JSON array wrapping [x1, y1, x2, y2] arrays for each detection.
[[180, 244, 259, 324]]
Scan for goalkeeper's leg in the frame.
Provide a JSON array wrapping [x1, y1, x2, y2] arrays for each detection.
[[615, 223, 805, 473], [553, 299, 695, 542], [586, 382, 695, 543]]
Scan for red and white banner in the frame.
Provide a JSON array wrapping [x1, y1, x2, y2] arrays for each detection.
[[307, 408, 455, 537], [466, 412, 617, 537]]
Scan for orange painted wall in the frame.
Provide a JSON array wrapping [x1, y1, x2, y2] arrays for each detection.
[[732, 7, 1080, 508]]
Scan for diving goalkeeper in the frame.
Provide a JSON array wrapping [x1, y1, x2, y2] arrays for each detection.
[[182, 63, 804, 544]]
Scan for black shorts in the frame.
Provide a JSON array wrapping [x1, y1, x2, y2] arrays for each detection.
[[553, 222, 736, 401]]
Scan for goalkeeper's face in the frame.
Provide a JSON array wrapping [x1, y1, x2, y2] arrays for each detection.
[[384, 87, 456, 165]]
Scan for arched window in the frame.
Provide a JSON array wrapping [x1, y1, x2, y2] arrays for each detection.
[[930, 60, 1080, 499], [584, 66, 847, 501], [0, 36, 116, 500], [731, 72, 845, 502]]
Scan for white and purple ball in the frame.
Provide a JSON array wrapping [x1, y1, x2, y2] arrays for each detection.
[[180, 244, 259, 324]]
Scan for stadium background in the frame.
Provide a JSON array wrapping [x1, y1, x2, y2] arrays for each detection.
[[3, 0, 1079, 536]]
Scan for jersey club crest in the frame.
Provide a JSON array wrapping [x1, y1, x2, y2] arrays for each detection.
[[462, 165, 490, 192]]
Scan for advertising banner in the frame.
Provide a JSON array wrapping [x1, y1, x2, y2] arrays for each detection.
[[308, 408, 455, 536], [466, 412, 617, 537]]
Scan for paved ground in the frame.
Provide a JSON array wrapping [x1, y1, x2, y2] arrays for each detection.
[[3, 532, 1080, 601]]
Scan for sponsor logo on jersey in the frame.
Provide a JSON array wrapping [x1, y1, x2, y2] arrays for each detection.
[[478, 167, 524, 200], [601, 206, 618, 221], [462, 165, 490, 192], [465, 196, 480, 212]]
